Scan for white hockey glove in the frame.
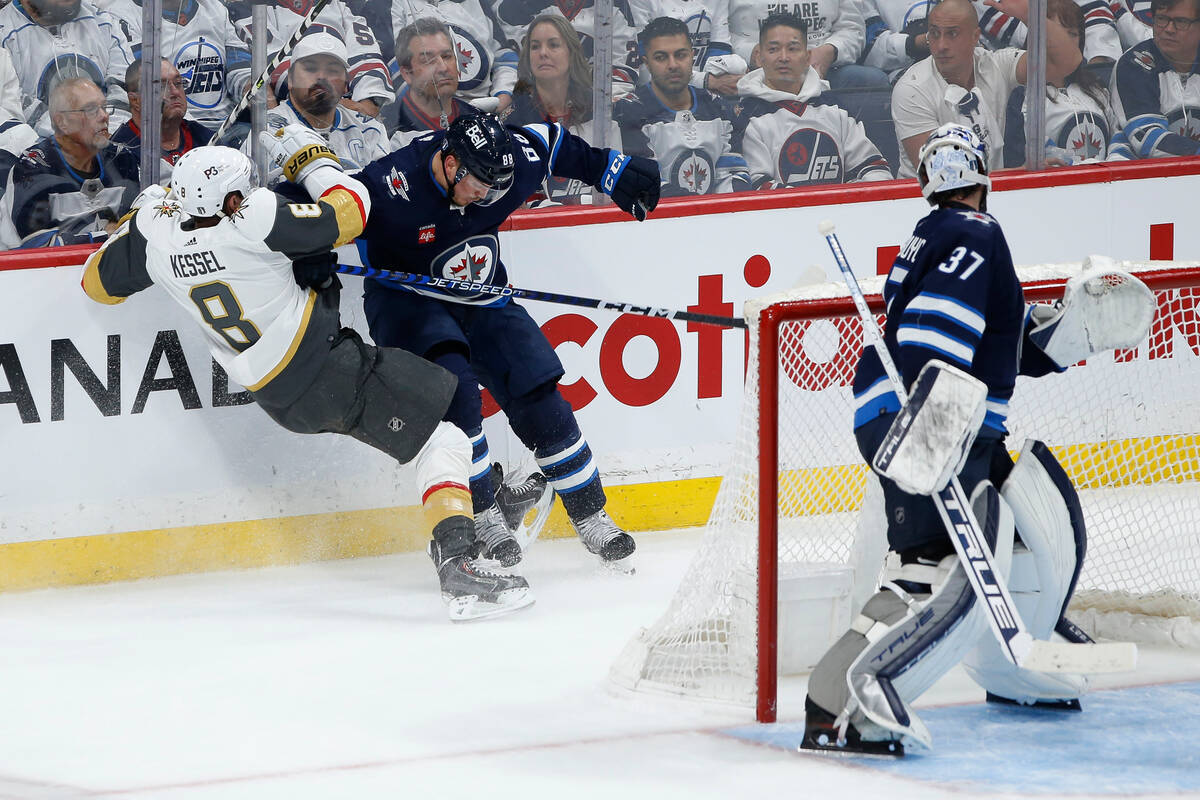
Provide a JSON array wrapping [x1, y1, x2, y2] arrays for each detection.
[[130, 182, 169, 211], [1026, 256, 1154, 370], [258, 124, 342, 184], [872, 360, 987, 496]]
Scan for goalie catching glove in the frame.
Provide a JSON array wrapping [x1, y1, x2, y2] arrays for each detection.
[[601, 152, 660, 221], [259, 124, 342, 183], [1026, 256, 1154, 370]]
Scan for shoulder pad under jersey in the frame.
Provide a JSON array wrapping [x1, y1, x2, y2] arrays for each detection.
[[227, 186, 280, 240]]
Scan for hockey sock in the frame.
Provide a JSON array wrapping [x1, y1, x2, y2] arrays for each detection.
[[506, 383, 607, 519], [467, 427, 496, 513]]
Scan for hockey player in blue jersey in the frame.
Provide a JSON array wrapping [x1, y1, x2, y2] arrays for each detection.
[[351, 111, 659, 570], [799, 123, 1152, 755]]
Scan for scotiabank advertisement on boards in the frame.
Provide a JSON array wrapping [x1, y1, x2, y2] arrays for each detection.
[[2, 167, 1197, 546]]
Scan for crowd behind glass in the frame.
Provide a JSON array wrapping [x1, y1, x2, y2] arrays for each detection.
[[0, 0, 1196, 249]]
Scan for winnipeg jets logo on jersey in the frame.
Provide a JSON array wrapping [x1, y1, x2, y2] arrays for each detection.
[[1168, 109, 1200, 142], [669, 151, 715, 194], [387, 166, 410, 201], [435, 236, 497, 283], [175, 39, 227, 111], [779, 128, 843, 185], [38, 56, 105, 105], [451, 28, 490, 92], [1055, 111, 1110, 160]]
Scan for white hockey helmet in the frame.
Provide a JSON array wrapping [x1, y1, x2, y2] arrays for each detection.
[[917, 123, 991, 204], [170, 146, 257, 218]]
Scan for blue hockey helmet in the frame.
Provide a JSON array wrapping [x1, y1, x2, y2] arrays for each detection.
[[917, 123, 991, 204], [441, 112, 515, 204]]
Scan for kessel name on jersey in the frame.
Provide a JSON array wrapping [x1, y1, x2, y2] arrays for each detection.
[[170, 250, 227, 278]]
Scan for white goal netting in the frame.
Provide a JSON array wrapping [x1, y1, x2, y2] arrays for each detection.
[[611, 261, 1200, 713]]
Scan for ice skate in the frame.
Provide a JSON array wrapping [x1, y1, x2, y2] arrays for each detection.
[[492, 463, 555, 552], [570, 508, 636, 571], [799, 698, 904, 757], [474, 504, 523, 567], [429, 541, 534, 622]]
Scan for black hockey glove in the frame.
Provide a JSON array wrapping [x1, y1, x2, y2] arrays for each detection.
[[602, 153, 660, 222], [292, 252, 338, 290]]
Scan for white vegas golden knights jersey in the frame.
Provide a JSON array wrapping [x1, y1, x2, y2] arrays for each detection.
[[83, 184, 363, 393]]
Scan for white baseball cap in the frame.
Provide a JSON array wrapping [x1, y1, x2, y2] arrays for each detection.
[[290, 32, 350, 71]]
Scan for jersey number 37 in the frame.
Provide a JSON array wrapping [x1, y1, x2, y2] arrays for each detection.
[[937, 246, 985, 280]]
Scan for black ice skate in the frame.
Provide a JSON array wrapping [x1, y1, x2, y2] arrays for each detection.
[[429, 540, 535, 622], [493, 463, 554, 534], [985, 692, 1082, 711], [570, 509, 636, 569], [799, 697, 905, 757]]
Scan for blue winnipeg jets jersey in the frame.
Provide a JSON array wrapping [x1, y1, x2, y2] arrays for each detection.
[[352, 122, 614, 306], [852, 204, 1024, 435]]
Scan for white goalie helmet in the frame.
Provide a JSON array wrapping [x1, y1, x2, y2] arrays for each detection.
[[170, 146, 257, 218], [917, 123, 991, 203]]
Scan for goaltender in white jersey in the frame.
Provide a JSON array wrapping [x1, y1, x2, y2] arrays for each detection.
[[81, 130, 534, 622]]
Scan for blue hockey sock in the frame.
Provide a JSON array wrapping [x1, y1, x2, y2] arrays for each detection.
[[466, 427, 495, 513], [536, 432, 606, 520]]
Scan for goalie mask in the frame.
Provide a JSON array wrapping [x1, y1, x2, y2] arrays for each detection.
[[441, 113, 515, 206], [917, 123, 991, 206], [171, 146, 257, 218]]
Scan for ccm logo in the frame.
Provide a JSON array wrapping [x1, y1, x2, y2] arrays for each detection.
[[602, 155, 627, 193]]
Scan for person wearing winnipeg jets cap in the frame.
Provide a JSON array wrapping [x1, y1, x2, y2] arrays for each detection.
[[81, 127, 534, 622], [249, 31, 389, 181], [351, 112, 659, 571], [800, 123, 1153, 755]]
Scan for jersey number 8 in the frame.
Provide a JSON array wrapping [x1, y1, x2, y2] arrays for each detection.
[[937, 246, 985, 280], [190, 282, 262, 352]]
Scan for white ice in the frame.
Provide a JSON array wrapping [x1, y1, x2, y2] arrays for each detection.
[[0, 529, 1196, 800]]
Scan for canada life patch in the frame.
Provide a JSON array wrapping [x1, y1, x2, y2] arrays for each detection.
[[418, 224, 436, 244]]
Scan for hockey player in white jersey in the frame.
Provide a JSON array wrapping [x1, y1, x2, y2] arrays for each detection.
[[81, 131, 533, 621], [391, 0, 520, 115], [251, 32, 388, 180], [99, 0, 253, 131], [0, 0, 133, 136], [231, 0, 394, 118], [734, 13, 891, 185]]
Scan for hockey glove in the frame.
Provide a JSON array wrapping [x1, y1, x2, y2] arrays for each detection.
[[259, 124, 341, 184], [293, 251, 339, 290], [601, 153, 660, 221]]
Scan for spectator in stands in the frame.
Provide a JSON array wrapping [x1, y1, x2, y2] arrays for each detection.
[[1111, 0, 1155, 49], [628, 0, 746, 95], [1109, 0, 1200, 158], [1002, 0, 1123, 165], [0, 43, 24, 125], [100, 0, 252, 133], [728, 0, 895, 165], [387, 17, 477, 148], [255, 32, 387, 177], [734, 12, 890, 186], [391, 0, 518, 116], [343, 0, 395, 64], [111, 58, 213, 180], [860, 0, 934, 83], [494, 0, 641, 94], [0, 0, 133, 136], [230, 0, 394, 118], [890, 0, 1080, 176], [0, 77, 138, 248], [974, 0, 1123, 66], [509, 14, 621, 203], [616, 16, 749, 194]]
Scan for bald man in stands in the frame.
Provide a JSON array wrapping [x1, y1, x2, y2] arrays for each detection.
[[890, 0, 1079, 176]]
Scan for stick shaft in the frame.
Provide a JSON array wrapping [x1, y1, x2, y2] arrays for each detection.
[[336, 264, 746, 329], [213, 0, 336, 142]]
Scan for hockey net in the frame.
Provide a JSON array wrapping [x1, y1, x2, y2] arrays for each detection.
[[611, 261, 1200, 720]]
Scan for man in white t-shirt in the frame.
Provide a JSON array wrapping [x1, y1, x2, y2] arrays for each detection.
[[891, 0, 1078, 175]]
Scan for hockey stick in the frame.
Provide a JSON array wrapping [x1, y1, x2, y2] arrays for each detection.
[[212, 0, 337, 142], [335, 264, 747, 328], [819, 221, 1136, 674]]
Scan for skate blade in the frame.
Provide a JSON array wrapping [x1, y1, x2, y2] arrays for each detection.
[[799, 732, 905, 758], [510, 484, 555, 554], [596, 553, 637, 576], [446, 588, 536, 622]]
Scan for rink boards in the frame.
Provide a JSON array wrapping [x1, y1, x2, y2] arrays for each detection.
[[2, 160, 1199, 590]]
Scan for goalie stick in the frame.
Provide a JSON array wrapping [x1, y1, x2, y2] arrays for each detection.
[[212, 0, 337, 142], [819, 221, 1137, 675], [335, 264, 747, 328]]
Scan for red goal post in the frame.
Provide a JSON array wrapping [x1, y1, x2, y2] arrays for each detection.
[[611, 261, 1200, 723]]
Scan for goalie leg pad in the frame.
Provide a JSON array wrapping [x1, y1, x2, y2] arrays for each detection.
[[963, 440, 1090, 705], [872, 359, 988, 496], [807, 482, 1010, 751]]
